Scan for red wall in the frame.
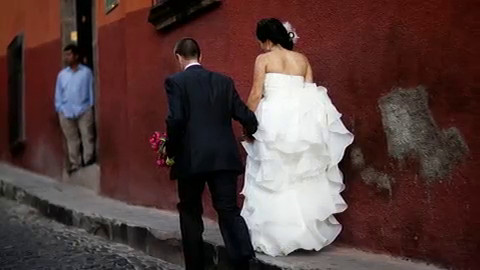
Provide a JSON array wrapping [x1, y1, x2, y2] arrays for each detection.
[[20, 41, 64, 177], [0, 41, 64, 177], [96, 1, 479, 269]]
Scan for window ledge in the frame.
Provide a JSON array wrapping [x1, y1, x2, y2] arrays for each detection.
[[148, 0, 221, 31]]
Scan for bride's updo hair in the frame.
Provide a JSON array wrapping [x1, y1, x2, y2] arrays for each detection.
[[256, 18, 294, 50]]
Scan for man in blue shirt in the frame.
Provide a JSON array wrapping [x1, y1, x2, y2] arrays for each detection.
[[55, 44, 95, 174]]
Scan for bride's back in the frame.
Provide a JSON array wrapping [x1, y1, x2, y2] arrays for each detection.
[[264, 49, 309, 78]]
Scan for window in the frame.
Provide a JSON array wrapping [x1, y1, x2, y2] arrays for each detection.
[[7, 34, 25, 150], [148, 0, 221, 30], [105, 0, 119, 14], [152, 0, 167, 6]]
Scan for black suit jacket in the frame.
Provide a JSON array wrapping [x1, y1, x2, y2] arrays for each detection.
[[165, 65, 258, 180]]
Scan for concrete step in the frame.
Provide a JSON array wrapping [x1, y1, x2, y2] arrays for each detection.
[[0, 163, 444, 270]]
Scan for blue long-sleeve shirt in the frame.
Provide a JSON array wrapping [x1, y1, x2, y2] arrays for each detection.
[[55, 64, 94, 118]]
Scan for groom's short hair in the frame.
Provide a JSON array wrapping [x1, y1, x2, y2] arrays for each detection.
[[174, 38, 201, 60]]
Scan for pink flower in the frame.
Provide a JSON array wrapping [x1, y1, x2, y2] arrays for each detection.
[[156, 158, 165, 167], [149, 131, 173, 168]]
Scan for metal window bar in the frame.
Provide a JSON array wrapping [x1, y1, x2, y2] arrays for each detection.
[[152, 0, 168, 7]]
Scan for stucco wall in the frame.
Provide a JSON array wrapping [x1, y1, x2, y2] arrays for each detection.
[[95, 1, 479, 269]]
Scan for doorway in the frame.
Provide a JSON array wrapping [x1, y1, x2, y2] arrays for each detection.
[[60, 0, 100, 192], [76, 0, 94, 70]]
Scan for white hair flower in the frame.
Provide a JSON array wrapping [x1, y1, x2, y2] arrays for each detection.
[[282, 21, 299, 44]]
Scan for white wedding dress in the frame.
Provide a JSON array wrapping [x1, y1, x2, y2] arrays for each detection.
[[241, 73, 354, 256]]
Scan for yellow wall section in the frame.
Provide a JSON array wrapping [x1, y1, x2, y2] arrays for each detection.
[[97, 0, 151, 26], [96, 0, 126, 27], [0, 0, 151, 55], [125, 0, 151, 13], [0, 1, 27, 54], [0, 0, 60, 56], [25, 0, 60, 48]]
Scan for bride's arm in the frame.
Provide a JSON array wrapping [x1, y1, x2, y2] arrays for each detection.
[[305, 59, 313, 83], [247, 55, 267, 112]]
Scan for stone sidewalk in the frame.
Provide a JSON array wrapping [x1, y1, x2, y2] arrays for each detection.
[[0, 163, 444, 270]]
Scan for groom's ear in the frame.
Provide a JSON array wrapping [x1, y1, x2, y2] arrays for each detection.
[[198, 54, 202, 63], [175, 53, 182, 62]]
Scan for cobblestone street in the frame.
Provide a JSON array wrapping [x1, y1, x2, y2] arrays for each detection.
[[0, 198, 180, 270]]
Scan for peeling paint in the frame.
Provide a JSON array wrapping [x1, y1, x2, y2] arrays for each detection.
[[350, 146, 395, 195], [350, 146, 366, 169], [378, 86, 469, 182], [360, 167, 395, 196]]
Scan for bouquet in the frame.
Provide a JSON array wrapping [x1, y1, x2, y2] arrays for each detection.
[[149, 131, 174, 167]]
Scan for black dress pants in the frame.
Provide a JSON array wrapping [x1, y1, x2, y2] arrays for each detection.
[[177, 171, 254, 270]]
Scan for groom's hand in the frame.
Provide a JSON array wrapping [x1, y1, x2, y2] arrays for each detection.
[[240, 134, 252, 142], [245, 135, 255, 143], [242, 128, 255, 142]]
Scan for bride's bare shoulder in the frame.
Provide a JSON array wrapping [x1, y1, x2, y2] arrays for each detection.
[[254, 52, 271, 66], [257, 51, 274, 60], [292, 51, 310, 63]]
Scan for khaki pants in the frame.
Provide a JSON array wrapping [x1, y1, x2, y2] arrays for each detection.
[[59, 108, 95, 171]]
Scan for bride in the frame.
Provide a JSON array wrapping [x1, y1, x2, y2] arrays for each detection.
[[241, 18, 354, 257]]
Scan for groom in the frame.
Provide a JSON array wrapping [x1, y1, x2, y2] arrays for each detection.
[[165, 38, 257, 270]]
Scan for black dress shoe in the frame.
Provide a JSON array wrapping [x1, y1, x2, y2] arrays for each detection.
[[67, 167, 79, 175], [84, 159, 96, 167], [233, 257, 256, 270]]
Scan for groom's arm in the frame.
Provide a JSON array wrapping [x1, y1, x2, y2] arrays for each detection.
[[165, 77, 186, 158], [230, 78, 258, 136]]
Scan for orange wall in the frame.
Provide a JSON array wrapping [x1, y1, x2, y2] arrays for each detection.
[[96, 0, 151, 27], [0, 1, 25, 54], [0, 0, 149, 54], [0, 0, 60, 55]]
